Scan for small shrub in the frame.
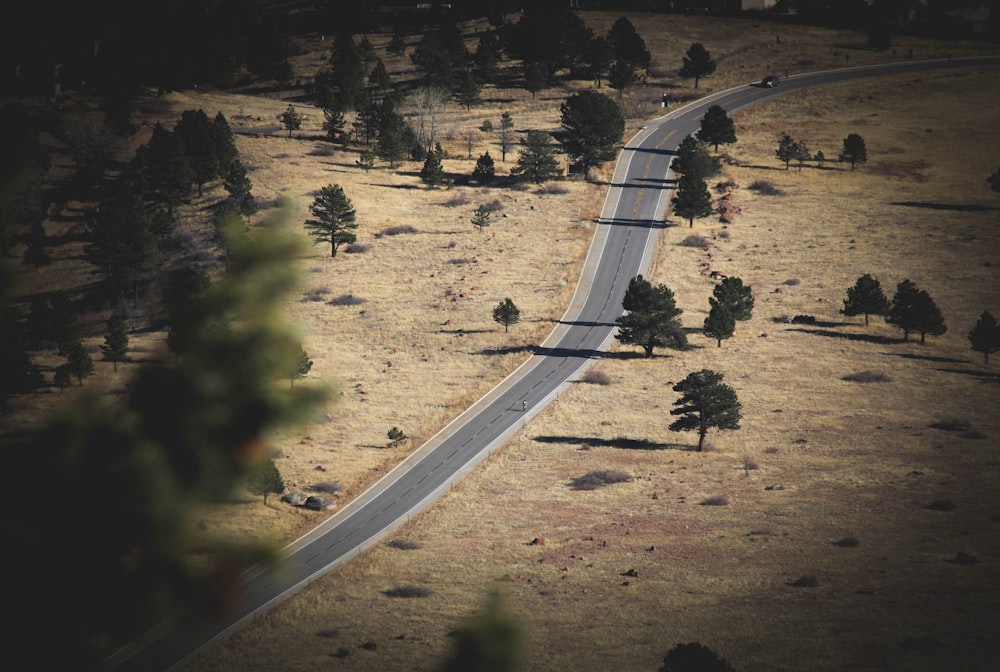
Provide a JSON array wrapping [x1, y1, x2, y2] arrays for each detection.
[[449, 257, 476, 265], [344, 242, 371, 254], [570, 470, 633, 491], [440, 192, 470, 207], [925, 499, 956, 511], [303, 287, 331, 302], [715, 178, 738, 192], [329, 294, 367, 306], [383, 585, 432, 598], [580, 369, 611, 385], [788, 574, 818, 587], [387, 539, 423, 550], [782, 278, 800, 286], [309, 481, 342, 494], [537, 183, 570, 195], [716, 229, 731, 240], [748, 179, 786, 196], [380, 225, 417, 236], [699, 495, 729, 506], [842, 370, 892, 383], [679, 234, 711, 248], [832, 536, 860, 547], [929, 418, 972, 432]]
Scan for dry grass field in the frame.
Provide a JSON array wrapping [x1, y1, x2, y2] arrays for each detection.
[[5, 9, 1000, 672]]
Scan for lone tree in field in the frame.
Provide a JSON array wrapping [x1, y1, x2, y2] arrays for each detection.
[[280, 105, 302, 138], [472, 151, 495, 183], [712, 276, 754, 322], [659, 642, 737, 672], [100, 313, 129, 372], [493, 298, 521, 332], [560, 90, 625, 173], [471, 204, 492, 232], [387, 426, 408, 448], [305, 184, 358, 257], [356, 150, 376, 173], [247, 459, 284, 505], [697, 105, 737, 152], [672, 172, 713, 227], [614, 275, 687, 357], [289, 346, 313, 389], [887, 279, 947, 344], [775, 133, 797, 170], [987, 166, 1000, 193], [839, 133, 868, 170], [842, 274, 890, 325], [669, 369, 742, 452], [703, 304, 735, 348], [511, 131, 561, 184], [64, 338, 94, 386], [968, 310, 1000, 365], [420, 146, 446, 187], [678, 43, 717, 89]]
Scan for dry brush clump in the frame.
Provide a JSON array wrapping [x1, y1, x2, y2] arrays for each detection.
[[580, 368, 612, 385], [747, 179, 786, 196], [382, 585, 432, 598], [569, 470, 633, 491], [841, 370, 892, 383]]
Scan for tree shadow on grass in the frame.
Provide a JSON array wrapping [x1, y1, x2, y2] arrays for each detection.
[[533, 435, 687, 451], [883, 352, 971, 365], [890, 201, 999, 213], [935, 368, 1000, 384], [787, 327, 900, 345]]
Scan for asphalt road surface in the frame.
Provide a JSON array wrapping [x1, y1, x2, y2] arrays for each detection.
[[108, 54, 1000, 672]]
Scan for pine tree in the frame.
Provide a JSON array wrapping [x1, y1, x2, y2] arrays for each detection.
[[247, 459, 284, 505], [420, 147, 446, 187], [968, 310, 1000, 365], [703, 304, 735, 347], [669, 370, 742, 452], [492, 298, 521, 332], [697, 105, 737, 152], [679, 43, 717, 89], [671, 135, 720, 180], [304, 184, 358, 257], [498, 112, 515, 162], [775, 133, 797, 170], [672, 173, 713, 227], [560, 90, 625, 172], [712, 277, 754, 321], [100, 313, 129, 372], [281, 105, 302, 138], [64, 338, 94, 385], [471, 204, 492, 232], [455, 69, 482, 111], [842, 274, 890, 325], [356, 150, 376, 173], [511, 131, 561, 184], [888, 279, 946, 344], [175, 109, 219, 197], [472, 151, 495, 184], [614, 275, 687, 357], [523, 62, 547, 100], [839, 133, 868, 170], [224, 159, 257, 220], [289, 346, 313, 388]]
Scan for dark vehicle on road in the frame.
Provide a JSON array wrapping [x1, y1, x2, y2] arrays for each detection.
[[761, 75, 781, 87]]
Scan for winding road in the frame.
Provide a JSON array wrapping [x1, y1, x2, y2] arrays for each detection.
[[108, 54, 1000, 672]]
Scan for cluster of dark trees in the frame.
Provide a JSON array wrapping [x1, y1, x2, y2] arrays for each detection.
[[843, 273, 999, 360], [775, 131, 867, 171]]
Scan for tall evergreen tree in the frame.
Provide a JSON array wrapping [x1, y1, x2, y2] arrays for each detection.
[[607, 16, 650, 70], [64, 338, 94, 386], [84, 192, 157, 299], [523, 62, 548, 100], [839, 133, 868, 170], [247, 459, 284, 505], [511, 131, 561, 184], [659, 642, 737, 672], [679, 43, 717, 89], [289, 346, 313, 389], [471, 204, 492, 232], [672, 173, 713, 227], [671, 135, 721, 180], [211, 112, 240, 176], [100, 313, 130, 372], [608, 60, 634, 99], [136, 123, 193, 209], [669, 370, 742, 452], [473, 152, 495, 184], [842, 274, 890, 325], [223, 159, 257, 220], [968, 310, 1000, 365], [703, 304, 735, 347], [698, 105, 737, 152], [280, 105, 302, 138], [305, 184, 358, 257], [587, 36, 615, 87], [560, 90, 625, 172], [712, 277, 754, 322], [175, 109, 219, 197], [455, 69, 483, 111], [420, 146, 446, 187], [615, 275, 687, 358], [888, 279, 947, 344]]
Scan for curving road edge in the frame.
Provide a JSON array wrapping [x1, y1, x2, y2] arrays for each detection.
[[108, 54, 1000, 672]]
